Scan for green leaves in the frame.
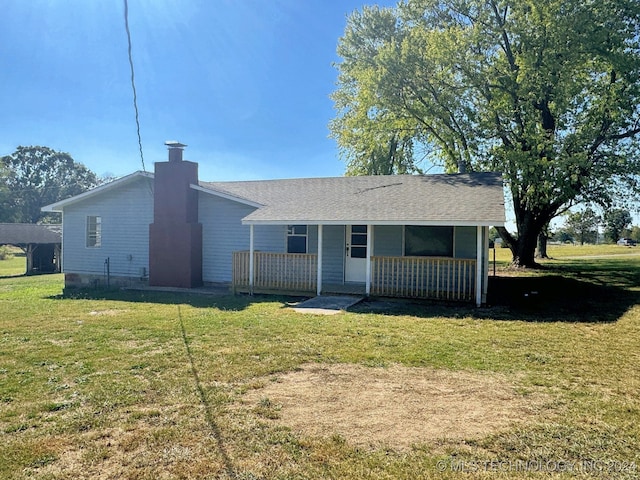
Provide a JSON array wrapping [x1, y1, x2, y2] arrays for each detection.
[[331, 0, 640, 265], [562, 207, 600, 245], [603, 208, 633, 243], [1, 146, 100, 224]]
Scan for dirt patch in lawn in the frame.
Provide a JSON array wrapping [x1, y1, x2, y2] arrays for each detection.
[[242, 363, 547, 451], [89, 309, 128, 316]]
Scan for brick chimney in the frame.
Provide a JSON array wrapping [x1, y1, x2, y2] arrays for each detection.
[[149, 141, 203, 288]]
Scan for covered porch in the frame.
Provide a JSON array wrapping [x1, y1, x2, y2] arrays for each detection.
[[231, 223, 487, 305]]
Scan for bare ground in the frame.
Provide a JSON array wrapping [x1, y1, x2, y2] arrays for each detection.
[[242, 363, 548, 451], [29, 364, 550, 478]]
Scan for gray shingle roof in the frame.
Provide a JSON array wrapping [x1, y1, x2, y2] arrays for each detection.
[[200, 172, 505, 226], [0, 223, 62, 245]]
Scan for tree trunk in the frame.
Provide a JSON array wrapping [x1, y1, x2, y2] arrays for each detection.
[[496, 218, 544, 268], [511, 234, 539, 268], [536, 233, 549, 258], [535, 223, 550, 259]]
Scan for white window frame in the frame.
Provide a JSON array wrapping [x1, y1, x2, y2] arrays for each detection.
[[86, 215, 102, 248], [286, 225, 307, 253]]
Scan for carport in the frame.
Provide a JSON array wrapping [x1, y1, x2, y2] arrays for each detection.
[[0, 223, 61, 275]]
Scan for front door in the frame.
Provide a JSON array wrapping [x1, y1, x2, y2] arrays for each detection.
[[345, 225, 368, 282]]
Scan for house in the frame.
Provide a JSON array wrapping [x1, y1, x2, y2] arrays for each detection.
[[43, 142, 505, 305], [0, 223, 61, 274]]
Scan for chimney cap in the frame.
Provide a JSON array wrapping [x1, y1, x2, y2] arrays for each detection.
[[165, 141, 187, 149]]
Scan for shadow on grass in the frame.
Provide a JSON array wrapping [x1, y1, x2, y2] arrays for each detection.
[[48, 287, 304, 312], [48, 259, 640, 323], [352, 260, 640, 323], [176, 305, 238, 478], [1, 271, 62, 279], [0, 273, 26, 279]]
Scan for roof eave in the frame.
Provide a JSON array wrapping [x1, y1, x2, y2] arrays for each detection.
[[191, 184, 263, 208], [41, 171, 154, 212], [242, 219, 506, 227]]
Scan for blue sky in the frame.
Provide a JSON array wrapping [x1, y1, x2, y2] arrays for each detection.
[[1, 0, 397, 182]]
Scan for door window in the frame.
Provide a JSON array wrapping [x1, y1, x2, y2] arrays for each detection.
[[350, 225, 367, 258]]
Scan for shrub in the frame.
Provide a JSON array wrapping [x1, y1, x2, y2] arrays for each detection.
[[0, 245, 14, 261]]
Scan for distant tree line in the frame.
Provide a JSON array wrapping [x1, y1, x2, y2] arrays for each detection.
[[490, 206, 638, 248], [553, 207, 636, 245]]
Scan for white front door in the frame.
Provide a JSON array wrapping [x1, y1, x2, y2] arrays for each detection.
[[345, 225, 368, 282]]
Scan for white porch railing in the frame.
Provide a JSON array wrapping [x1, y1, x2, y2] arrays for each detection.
[[371, 256, 476, 302], [232, 251, 317, 293], [232, 252, 475, 301]]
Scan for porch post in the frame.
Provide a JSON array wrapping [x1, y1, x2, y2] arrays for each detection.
[[249, 224, 255, 295], [54, 243, 62, 273], [483, 226, 489, 303], [366, 224, 373, 296], [317, 224, 323, 296], [475, 225, 482, 306]]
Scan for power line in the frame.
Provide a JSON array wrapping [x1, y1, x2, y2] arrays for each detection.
[[123, 0, 146, 172]]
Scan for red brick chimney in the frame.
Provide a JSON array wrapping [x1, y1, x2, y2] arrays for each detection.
[[149, 141, 203, 288]]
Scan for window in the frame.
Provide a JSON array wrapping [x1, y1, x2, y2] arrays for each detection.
[[349, 225, 368, 258], [405, 226, 453, 257], [86, 216, 102, 247], [286, 225, 307, 253]]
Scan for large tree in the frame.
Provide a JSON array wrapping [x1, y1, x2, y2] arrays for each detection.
[[603, 208, 632, 243], [1, 146, 100, 224], [331, 0, 640, 267]]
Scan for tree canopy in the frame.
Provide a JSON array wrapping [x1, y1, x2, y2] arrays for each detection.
[[331, 0, 640, 266], [1, 146, 100, 224], [562, 207, 600, 245], [0, 163, 11, 220], [603, 208, 632, 243]]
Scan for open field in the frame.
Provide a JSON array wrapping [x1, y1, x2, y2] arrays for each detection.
[[491, 242, 640, 265], [0, 247, 25, 277], [1, 250, 640, 478]]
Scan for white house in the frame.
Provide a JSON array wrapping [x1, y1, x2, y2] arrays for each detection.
[[43, 143, 505, 305]]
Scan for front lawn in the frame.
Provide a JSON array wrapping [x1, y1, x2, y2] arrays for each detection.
[[1, 255, 639, 479]]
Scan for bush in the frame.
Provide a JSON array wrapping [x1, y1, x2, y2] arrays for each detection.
[[0, 246, 14, 261]]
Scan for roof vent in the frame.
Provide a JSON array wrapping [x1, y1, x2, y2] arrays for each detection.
[[165, 141, 187, 162]]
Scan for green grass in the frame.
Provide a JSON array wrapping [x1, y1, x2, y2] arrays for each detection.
[[0, 249, 26, 277], [1, 254, 640, 479], [492, 242, 639, 265]]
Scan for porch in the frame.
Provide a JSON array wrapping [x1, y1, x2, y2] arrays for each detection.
[[231, 251, 477, 302]]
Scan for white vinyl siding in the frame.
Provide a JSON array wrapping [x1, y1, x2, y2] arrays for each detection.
[[199, 194, 323, 283], [200, 194, 254, 283], [320, 225, 344, 283], [199, 194, 286, 283], [62, 177, 153, 277]]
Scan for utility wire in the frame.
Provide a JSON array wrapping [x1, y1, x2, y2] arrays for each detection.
[[123, 0, 146, 173]]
